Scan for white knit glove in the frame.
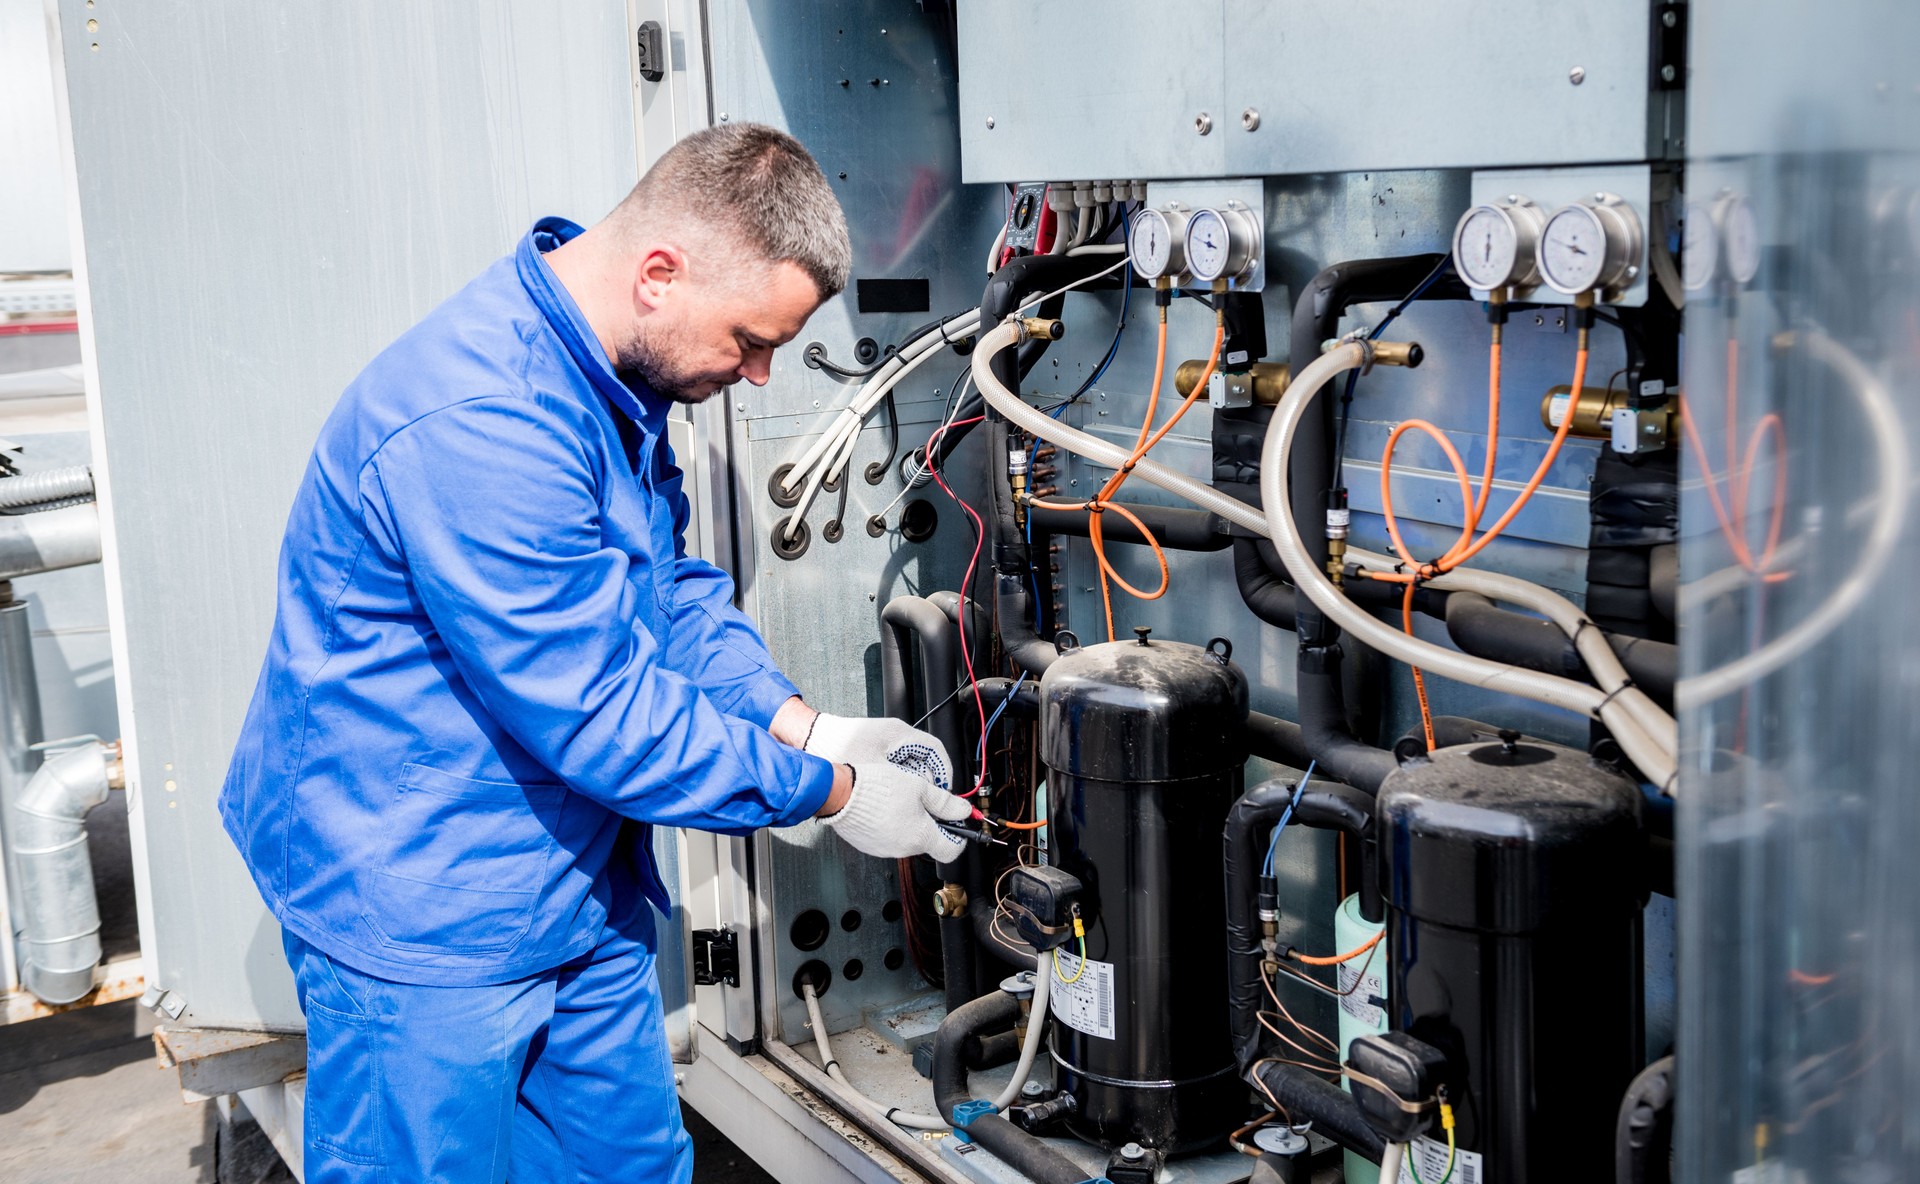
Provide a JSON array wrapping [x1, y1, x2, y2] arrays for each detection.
[[803, 714, 953, 793], [822, 762, 972, 862]]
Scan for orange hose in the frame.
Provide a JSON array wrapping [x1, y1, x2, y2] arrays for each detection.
[[1071, 311, 1225, 642], [1372, 331, 1582, 586], [998, 819, 1047, 831], [1404, 579, 1436, 751], [1291, 930, 1383, 967]]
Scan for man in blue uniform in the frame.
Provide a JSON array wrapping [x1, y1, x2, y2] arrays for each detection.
[[221, 123, 968, 1182]]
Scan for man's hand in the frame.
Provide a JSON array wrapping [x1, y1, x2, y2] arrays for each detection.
[[802, 713, 954, 793], [818, 763, 970, 862]]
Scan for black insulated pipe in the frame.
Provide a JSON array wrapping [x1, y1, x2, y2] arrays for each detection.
[[1615, 1055, 1675, 1184], [932, 990, 1089, 1184], [1286, 254, 1467, 647], [1438, 590, 1677, 707], [1029, 503, 1231, 551], [876, 595, 977, 1012], [1225, 778, 1381, 1080], [1247, 1060, 1387, 1164], [1296, 644, 1398, 794]]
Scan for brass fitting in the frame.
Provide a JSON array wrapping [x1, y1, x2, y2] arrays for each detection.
[[1326, 536, 1349, 586], [1174, 360, 1291, 405], [932, 883, 969, 919], [1368, 340, 1425, 369], [1020, 316, 1066, 341], [1540, 384, 1679, 445]]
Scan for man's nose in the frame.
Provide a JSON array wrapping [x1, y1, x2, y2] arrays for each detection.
[[738, 351, 773, 386]]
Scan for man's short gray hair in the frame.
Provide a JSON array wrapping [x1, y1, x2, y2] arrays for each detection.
[[613, 122, 852, 300]]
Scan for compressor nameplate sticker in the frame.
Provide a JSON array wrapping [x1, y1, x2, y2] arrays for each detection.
[[1396, 1137, 1483, 1184], [1337, 961, 1386, 1029], [1048, 952, 1116, 1040]]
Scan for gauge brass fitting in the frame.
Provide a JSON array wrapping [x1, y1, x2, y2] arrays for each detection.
[[1020, 317, 1066, 341], [1174, 360, 1290, 405], [932, 883, 968, 919], [1540, 384, 1678, 446], [1369, 340, 1425, 368]]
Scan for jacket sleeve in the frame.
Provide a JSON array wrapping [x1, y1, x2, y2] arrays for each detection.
[[652, 435, 801, 728], [358, 395, 834, 832]]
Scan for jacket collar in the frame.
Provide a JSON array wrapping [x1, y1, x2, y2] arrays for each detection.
[[517, 217, 668, 440]]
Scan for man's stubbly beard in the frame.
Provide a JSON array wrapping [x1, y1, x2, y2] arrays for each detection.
[[616, 324, 731, 405]]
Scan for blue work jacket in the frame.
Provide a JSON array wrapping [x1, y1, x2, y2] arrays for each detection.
[[221, 218, 835, 986]]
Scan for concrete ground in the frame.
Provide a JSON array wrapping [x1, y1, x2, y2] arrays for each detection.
[[0, 999, 775, 1183]]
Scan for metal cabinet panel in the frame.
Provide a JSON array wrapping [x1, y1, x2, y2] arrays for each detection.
[[51, 0, 639, 1031], [959, 0, 1663, 183]]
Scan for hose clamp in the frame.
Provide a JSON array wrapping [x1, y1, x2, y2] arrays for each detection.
[[950, 1100, 998, 1141]]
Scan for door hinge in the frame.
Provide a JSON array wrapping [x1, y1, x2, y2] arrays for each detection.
[[691, 928, 739, 987], [636, 20, 666, 83]]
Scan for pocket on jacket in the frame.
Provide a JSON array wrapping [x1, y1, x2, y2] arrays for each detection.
[[360, 762, 567, 956]]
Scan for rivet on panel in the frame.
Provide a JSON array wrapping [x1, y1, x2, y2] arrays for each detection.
[[986, 116, 996, 129], [1568, 66, 1586, 86], [1240, 108, 1260, 132], [1194, 112, 1213, 136], [87, 18, 98, 31]]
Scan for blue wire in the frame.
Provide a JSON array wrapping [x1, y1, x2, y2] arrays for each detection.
[[1024, 252, 1133, 629], [1263, 760, 1315, 876], [975, 669, 1030, 768]]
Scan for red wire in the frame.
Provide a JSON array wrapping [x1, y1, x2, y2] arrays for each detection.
[[921, 415, 989, 795]]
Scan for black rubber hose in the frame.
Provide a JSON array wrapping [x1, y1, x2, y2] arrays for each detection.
[[1614, 1055, 1675, 1184], [1028, 503, 1231, 551], [1297, 644, 1397, 794], [932, 990, 1089, 1184], [1248, 1060, 1387, 1164], [1439, 590, 1677, 708]]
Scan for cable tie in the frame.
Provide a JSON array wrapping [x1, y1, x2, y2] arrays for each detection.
[[1593, 680, 1638, 714]]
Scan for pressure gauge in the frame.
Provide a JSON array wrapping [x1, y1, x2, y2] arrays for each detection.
[[1450, 197, 1545, 292], [1128, 206, 1190, 283], [1715, 193, 1761, 285], [1680, 200, 1719, 291], [1183, 204, 1259, 286], [1538, 194, 1644, 298]]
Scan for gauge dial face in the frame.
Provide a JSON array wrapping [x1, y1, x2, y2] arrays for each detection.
[[1128, 208, 1183, 280], [1720, 194, 1761, 284], [1453, 205, 1522, 290], [1539, 205, 1610, 295], [1185, 208, 1234, 281], [1681, 200, 1719, 290]]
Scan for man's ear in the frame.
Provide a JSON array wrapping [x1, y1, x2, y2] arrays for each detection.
[[632, 244, 684, 314]]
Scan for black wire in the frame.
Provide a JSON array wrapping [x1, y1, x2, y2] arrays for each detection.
[[1331, 256, 1455, 487], [866, 392, 900, 484], [805, 341, 894, 380]]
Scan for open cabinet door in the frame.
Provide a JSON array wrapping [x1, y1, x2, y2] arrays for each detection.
[[45, 0, 713, 1124]]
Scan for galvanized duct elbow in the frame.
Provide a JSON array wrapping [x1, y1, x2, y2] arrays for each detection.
[[0, 466, 95, 510], [0, 503, 103, 580], [11, 742, 120, 1004]]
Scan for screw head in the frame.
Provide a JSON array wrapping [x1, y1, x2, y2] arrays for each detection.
[[1240, 107, 1260, 131], [719, 112, 730, 122], [1121, 1143, 1146, 1161], [1021, 1080, 1049, 1099], [1568, 65, 1586, 86], [985, 115, 996, 129], [1661, 64, 1677, 82], [1663, 8, 1678, 25], [1194, 112, 1213, 136]]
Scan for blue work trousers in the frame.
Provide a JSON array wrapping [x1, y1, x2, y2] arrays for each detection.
[[283, 909, 691, 1183]]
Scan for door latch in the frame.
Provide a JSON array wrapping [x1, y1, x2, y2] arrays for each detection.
[[691, 928, 739, 987]]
